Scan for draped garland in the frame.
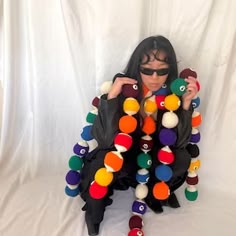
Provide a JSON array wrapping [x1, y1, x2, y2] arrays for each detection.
[[64, 68, 202, 236]]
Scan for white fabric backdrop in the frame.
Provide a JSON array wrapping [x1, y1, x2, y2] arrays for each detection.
[[0, 0, 236, 235]]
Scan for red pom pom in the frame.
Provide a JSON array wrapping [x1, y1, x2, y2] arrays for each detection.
[[128, 228, 144, 236], [92, 96, 100, 108], [179, 68, 197, 79], [129, 215, 143, 229], [114, 133, 133, 152], [122, 84, 139, 98], [89, 181, 108, 199], [157, 146, 174, 164], [155, 95, 165, 110]]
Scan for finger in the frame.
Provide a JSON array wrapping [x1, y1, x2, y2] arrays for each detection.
[[116, 77, 137, 84], [184, 77, 197, 84]]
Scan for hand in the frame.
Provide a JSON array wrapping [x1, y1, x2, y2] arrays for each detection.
[[107, 77, 137, 99], [182, 76, 199, 110]]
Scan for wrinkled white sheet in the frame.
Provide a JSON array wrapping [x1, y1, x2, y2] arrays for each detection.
[[1, 0, 236, 235]]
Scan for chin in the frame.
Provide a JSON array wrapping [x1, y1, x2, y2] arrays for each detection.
[[148, 84, 161, 92]]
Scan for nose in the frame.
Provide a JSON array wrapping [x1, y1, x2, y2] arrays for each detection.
[[152, 72, 158, 79]]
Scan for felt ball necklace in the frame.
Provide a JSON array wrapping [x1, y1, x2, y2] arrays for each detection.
[[88, 83, 140, 199]]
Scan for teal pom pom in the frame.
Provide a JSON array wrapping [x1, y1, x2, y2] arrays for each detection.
[[170, 78, 187, 96], [137, 153, 152, 169], [69, 155, 84, 170], [86, 110, 97, 124], [185, 186, 198, 201]]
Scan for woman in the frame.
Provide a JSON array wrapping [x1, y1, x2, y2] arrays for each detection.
[[80, 35, 198, 235]]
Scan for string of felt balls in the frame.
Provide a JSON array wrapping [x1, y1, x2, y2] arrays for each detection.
[[88, 83, 140, 199], [64, 81, 112, 197], [128, 93, 158, 236], [178, 69, 202, 201]]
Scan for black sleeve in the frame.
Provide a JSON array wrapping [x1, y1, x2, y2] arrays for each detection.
[[91, 94, 121, 149], [175, 106, 193, 149]]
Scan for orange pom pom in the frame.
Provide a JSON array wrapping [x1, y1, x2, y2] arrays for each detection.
[[153, 181, 170, 200], [142, 116, 156, 135], [104, 151, 124, 172], [164, 94, 180, 111], [192, 111, 202, 127], [119, 115, 137, 133]]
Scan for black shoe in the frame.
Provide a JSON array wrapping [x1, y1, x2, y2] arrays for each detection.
[[145, 197, 163, 214], [85, 212, 100, 236], [162, 193, 180, 208]]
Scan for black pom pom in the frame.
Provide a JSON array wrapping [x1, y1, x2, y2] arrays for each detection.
[[186, 143, 200, 158]]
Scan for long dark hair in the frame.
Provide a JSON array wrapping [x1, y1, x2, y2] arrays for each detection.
[[124, 35, 178, 93]]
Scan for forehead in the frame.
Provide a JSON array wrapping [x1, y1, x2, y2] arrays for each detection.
[[141, 50, 168, 66]]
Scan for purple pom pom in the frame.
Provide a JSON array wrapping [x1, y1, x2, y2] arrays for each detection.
[[65, 170, 81, 185], [190, 131, 201, 143], [73, 142, 89, 157], [159, 128, 177, 146], [132, 200, 147, 215]]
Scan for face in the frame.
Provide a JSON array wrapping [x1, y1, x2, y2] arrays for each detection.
[[140, 50, 169, 92]]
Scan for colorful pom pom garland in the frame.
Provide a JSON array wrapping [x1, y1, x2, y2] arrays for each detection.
[[64, 81, 113, 197], [89, 83, 140, 199], [180, 69, 202, 201], [64, 68, 202, 235]]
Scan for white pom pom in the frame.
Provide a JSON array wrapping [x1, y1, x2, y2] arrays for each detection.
[[67, 184, 79, 190], [87, 139, 98, 152], [162, 111, 179, 128], [135, 184, 148, 199], [100, 81, 112, 94]]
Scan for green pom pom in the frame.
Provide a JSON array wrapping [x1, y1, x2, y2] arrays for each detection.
[[86, 110, 97, 124], [69, 155, 84, 170], [185, 187, 198, 201], [137, 153, 152, 168], [170, 78, 188, 96]]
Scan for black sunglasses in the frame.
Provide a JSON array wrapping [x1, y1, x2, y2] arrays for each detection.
[[140, 67, 169, 76]]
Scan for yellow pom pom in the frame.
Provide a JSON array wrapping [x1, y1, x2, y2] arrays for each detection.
[[123, 98, 140, 115], [144, 99, 157, 115], [153, 181, 170, 200], [164, 94, 180, 111], [95, 167, 113, 186], [188, 159, 201, 172]]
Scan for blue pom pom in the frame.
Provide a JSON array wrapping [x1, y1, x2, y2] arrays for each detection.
[[81, 125, 93, 141], [132, 200, 147, 215], [65, 185, 80, 197], [136, 169, 150, 184], [192, 97, 200, 109], [155, 164, 173, 182], [153, 84, 168, 95]]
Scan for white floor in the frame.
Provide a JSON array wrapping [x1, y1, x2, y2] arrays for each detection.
[[0, 175, 235, 236]]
